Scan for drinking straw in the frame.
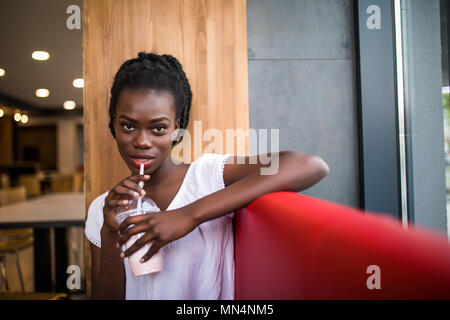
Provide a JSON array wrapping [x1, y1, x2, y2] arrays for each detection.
[[137, 163, 144, 213]]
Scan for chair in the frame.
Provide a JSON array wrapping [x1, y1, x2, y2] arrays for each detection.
[[0, 292, 67, 300], [0, 237, 33, 292], [72, 170, 84, 192], [0, 174, 10, 189], [0, 186, 33, 292], [50, 173, 73, 193], [18, 174, 42, 198], [0, 186, 27, 206], [234, 192, 450, 299]]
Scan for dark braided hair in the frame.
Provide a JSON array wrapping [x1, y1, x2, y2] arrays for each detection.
[[108, 52, 192, 147]]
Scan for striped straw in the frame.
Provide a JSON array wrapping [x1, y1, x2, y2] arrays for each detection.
[[137, 163, 144, 213]]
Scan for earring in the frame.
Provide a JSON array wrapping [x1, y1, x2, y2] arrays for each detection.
[[171, 129, 180, 142]]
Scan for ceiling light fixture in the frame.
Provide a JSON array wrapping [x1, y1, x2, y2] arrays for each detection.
[[36, 88, 50, 98], [20, 114, 29, 124], [63, 101, 76, 110], [0, 68, 5, 77], [0, 109, 4, 117], [73, 78, 84, 88], [14, 111, 21, 122], [32, 51, 50, 61]]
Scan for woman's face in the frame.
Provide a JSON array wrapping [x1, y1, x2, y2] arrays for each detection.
[[114, 88, 179, 175]]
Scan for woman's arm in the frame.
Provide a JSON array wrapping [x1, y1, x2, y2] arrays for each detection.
[[90, 228, 125, 299], [189, 150, 329, 225], [90, 243, 100, 298], [90, 174, 149, 299], [118, 151, 329, 261]]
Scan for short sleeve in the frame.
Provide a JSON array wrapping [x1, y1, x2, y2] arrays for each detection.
[[84, 191, 109, 248], [201, 153, 235, 218]]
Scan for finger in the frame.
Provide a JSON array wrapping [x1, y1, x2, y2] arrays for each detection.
[[118, 222, 152, 247], [119, 215, 150, 234], [105, 191, 119, 204], [109, 219, 120, 233], [127, 174, 151, 184], [107, 198, 130, 209], [117, 193, 132, 201], [111, 185, 141, 199], [121, 233, 157, 258], [121, 179, 146, 197], [105, 192, 128, 210], [140, 240, 162, 263]]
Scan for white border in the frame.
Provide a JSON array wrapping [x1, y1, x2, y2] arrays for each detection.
[[394, 0, 409, 229]]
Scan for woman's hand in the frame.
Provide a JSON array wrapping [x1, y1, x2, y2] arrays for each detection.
[[117, 207, 198, 262], [103, 174, 150, 232]]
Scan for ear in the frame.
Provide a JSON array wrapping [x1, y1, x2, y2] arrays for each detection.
[[171, 119, 181, 142]]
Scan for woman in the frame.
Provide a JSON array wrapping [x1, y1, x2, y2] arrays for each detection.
[[85, 52, 330, 300]]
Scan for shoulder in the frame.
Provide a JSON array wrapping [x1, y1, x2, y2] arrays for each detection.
[[85, 191, 109, 248], [194, 153, 233, 169], [197, 153, 233, 163], [87, 191, 109, 213], [195, 153, 234, 171], [86, 191, 109, 230], [189, 153, 234, 190]]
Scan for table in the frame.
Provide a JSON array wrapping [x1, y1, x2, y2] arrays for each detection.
[[0, 192, 85, 292]]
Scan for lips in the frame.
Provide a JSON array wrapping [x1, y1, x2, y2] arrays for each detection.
[[129, 154, 156, 169]]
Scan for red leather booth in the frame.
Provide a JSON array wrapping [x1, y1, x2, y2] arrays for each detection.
[[233, 192, 450, 299]]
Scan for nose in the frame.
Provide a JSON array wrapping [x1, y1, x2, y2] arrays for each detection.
[[133, 129, 153, 149]]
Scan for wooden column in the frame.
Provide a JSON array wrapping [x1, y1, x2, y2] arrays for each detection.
[[82, 0, 249, 296]]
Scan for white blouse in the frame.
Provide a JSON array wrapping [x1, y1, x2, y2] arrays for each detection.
[[84, 153, 235, 300]]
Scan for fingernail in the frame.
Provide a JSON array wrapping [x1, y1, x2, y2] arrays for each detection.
[[141, 190, 146, 196], [134, 192, 139, 198], [123, 200, 128, 205], [145, 175, 150, 178], [116, 242, 119, 248], [120, 253, 125, 258], [140, 258, 145, 263]]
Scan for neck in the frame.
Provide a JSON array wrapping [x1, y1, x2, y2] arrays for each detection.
[[144, 153, 177, 188]]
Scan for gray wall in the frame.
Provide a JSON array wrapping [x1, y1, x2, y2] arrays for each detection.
[[247, 0, 360, 207], [402, 0, 447, 233]]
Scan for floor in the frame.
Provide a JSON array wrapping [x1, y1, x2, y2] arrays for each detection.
[[0, 226, 87, 300]]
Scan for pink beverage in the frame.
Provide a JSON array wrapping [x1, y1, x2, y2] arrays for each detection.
[[125, 232, 162, 276], [115, 197, 163, 276]]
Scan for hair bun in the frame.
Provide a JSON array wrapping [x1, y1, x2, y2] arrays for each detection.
[[138, 52, 148, 60]]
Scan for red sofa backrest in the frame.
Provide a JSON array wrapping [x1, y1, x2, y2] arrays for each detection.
[[233, 192, 450, 299]]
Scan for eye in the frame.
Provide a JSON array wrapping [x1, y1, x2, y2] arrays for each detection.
[[120, 123, 135, 132], [153, 125, 167, 134]]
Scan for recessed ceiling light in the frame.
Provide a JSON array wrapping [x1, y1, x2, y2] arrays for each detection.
[[63, 100, 76, 110], [0, 68, 5, 77], [14, 111, 21, 122], [36, 88, 50, 97], [32, 51, 50, 61], [73, 78, 84, 88], [20, 114, 29, 124], [0, 109, 4, 117]]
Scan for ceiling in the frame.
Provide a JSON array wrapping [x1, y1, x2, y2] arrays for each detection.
[[0, 0, 83, 111]]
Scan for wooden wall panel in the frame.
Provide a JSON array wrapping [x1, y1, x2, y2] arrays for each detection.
[[83, 0, 249, 296]]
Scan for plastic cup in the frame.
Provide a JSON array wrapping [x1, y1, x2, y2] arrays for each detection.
[[115, 197, 163, 276]]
